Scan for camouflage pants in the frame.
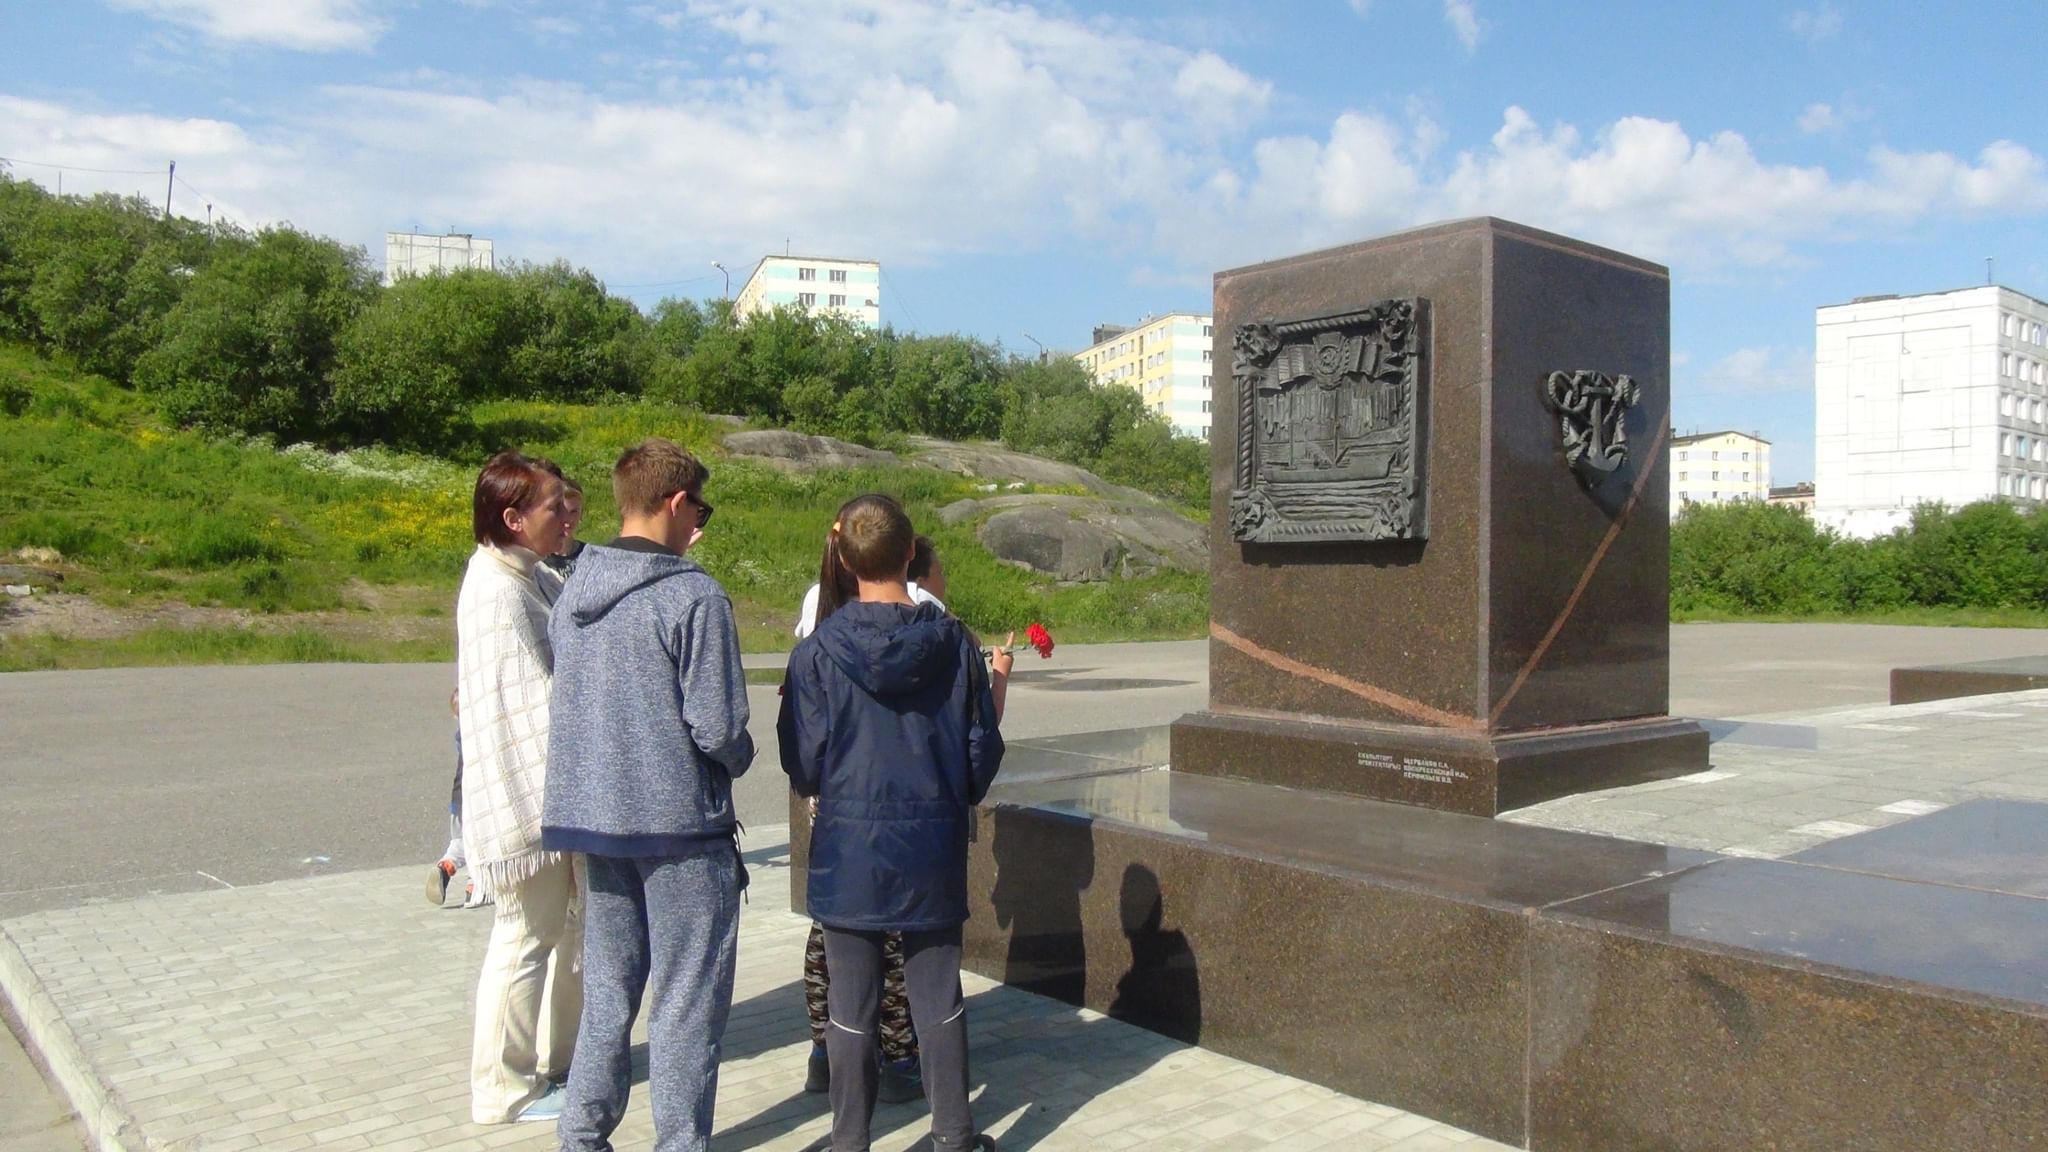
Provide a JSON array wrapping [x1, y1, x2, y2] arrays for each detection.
[[805, 921, 917, 1063]]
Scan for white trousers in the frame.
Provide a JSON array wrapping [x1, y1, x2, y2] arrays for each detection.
[[471, 855, 584, 1123]]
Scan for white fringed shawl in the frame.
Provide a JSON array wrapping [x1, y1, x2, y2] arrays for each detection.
[[455, 543, 565, 893]]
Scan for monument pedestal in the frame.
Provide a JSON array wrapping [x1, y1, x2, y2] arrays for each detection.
[[1183, 216, 1706, 809], [1172, 709, 1708, 817]]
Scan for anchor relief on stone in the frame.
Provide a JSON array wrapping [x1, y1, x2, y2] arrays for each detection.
[[1544, 370, 1640, 483]]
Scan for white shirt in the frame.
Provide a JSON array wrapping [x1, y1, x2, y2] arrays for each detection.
[[794, 581, 945, 639]]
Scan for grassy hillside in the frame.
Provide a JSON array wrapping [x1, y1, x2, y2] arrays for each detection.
[[0, 344, 1207, 670]]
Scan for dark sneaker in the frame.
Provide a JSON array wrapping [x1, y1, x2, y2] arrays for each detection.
[[878, 1057, 922, 1104], [804, 1043, 829, 1093]]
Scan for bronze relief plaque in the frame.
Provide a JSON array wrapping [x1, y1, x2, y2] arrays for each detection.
[[1228, 298, 1430, 543]]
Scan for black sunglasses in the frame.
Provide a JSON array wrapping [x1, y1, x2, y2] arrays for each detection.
[[677, 490, 713, 529]]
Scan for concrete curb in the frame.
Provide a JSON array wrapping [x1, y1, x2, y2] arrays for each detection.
[[0, 922, 140, 1152]]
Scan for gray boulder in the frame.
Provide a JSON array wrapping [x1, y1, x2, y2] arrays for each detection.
[[965, 497, 1207, 581], [722, 430, 899, 472], [908, 437, 1159, 505], [978, 507, 1124, 582]]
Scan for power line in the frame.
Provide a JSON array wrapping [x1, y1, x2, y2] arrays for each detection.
[[879, 268, 921, 332], [0, 154, 165, 177]]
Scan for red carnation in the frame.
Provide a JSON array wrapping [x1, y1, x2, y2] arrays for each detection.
[[1026, 622, 1054, 659]]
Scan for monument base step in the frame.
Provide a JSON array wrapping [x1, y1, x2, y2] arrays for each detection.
[[930, 768, 2048, 1151], [1170, 708, 1709, 816]]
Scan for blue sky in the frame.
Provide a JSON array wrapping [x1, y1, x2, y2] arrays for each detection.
[[3, 0, 2046, 482]]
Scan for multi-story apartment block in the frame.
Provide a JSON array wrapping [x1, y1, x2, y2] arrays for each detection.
[[1815, 285, 2048, 537], [1671, 430, 1772, 515], [1075, 312, 1215, 439], [733, 255, 881, 329]]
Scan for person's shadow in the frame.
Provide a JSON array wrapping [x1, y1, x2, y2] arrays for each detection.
[[989, 810, 1094, 1005], [980, 816, 1203, 1151], [1107, 864, 1201, 1045]]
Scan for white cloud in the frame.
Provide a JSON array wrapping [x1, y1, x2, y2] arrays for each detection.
[[1787, 3, 1842, 43], [1798, 102, 1838, 134], [10, 2, 2048, 291], [1348, 0, 1372, 15], [106, 0, 385, 51], [1443, 0, 1483, 51]]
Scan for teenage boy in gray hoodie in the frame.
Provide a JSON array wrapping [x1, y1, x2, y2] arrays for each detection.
[[543, 438, 753, 1152]]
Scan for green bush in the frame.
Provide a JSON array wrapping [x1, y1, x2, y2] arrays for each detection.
[[1672, 499, 2048, 616], [133, 227, 377, 441]]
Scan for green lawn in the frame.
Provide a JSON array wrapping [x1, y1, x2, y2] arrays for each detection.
[[0, 344, 1208, 666]]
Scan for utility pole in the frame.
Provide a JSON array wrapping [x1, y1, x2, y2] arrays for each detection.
[[1023, 333, 1049, 364], [164, 160, 175, 219], [712, 261, 729, 299]]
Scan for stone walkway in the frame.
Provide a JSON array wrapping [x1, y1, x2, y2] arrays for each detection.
[[1508, 687, 2048, 855], [0, 833, 1507, 1152]]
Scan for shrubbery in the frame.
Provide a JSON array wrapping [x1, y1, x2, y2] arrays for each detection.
[[1672, 500, 2048, 614], [0, 171, 1211, 505]]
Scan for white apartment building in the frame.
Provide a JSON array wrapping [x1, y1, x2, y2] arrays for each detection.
[[733, 255, 881, 330], [1814, 285, 2048, 538], [1075, 313, 1215, 439], [1671, 430, 1771, 515], [383, 232, 494, 284]]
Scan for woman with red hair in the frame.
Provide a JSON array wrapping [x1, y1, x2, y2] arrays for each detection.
[[455, 450, 582, 1126]]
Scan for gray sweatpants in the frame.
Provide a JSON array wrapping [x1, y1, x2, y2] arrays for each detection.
[[823, 925, 975, 1152], [560, 849, 741, 1152]]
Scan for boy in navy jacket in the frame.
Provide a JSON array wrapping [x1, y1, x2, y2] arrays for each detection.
[[778, 493, 1004, 1152]]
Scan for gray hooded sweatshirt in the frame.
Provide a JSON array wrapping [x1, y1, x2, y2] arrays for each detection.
[[541, 537, 754, 858]]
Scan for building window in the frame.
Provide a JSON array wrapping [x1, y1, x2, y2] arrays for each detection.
[[1711, 450, 1720, 460], [2004, 394, 2015, 417], [1201, 427, 1212, 440], [1201, 375, 1211, 387], [1711, 471, 1720, 480], [2005, 354, 2015, 376], [798, 292, 816, 307], [1741, 451, 1750, 461], [1742, 471, 1751, 481], [1678, 471, 1687, 481], [1201, 400, 1212, 413], [1202, 325, 1213, 337], [829, 294, 845, 307], [799, 267, 816, 281], [2003, 434, 2014, 456], [829, 269, 847, 283], [1201, 349, 1212, 362]]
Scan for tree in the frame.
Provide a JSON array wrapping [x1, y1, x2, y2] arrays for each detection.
[[328, 269, 524, 448], [133, 227, 377, 441]]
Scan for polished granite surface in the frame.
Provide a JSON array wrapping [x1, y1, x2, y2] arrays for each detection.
[[1790, 797, 2048, 899], [991, 763, 1715, 910], [992, 725, 1171, 786], [1548, 854, 2048, 1008]]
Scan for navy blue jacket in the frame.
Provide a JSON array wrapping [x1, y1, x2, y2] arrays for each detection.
[[778, 600, 1003, 932]]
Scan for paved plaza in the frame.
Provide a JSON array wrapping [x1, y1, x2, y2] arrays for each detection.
[[0, 839, 1506, 1152], [6, 623, 2048, 1150]]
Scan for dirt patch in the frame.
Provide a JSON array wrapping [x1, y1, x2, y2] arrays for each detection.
[[0, 591, 448, 645]]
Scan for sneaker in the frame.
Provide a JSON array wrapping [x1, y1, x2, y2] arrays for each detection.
[[878, 1057, 922, 1104], [803, 1043, 829, 1093], [426, 858, 456, 906], [515, 1084, 566, 1123]]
